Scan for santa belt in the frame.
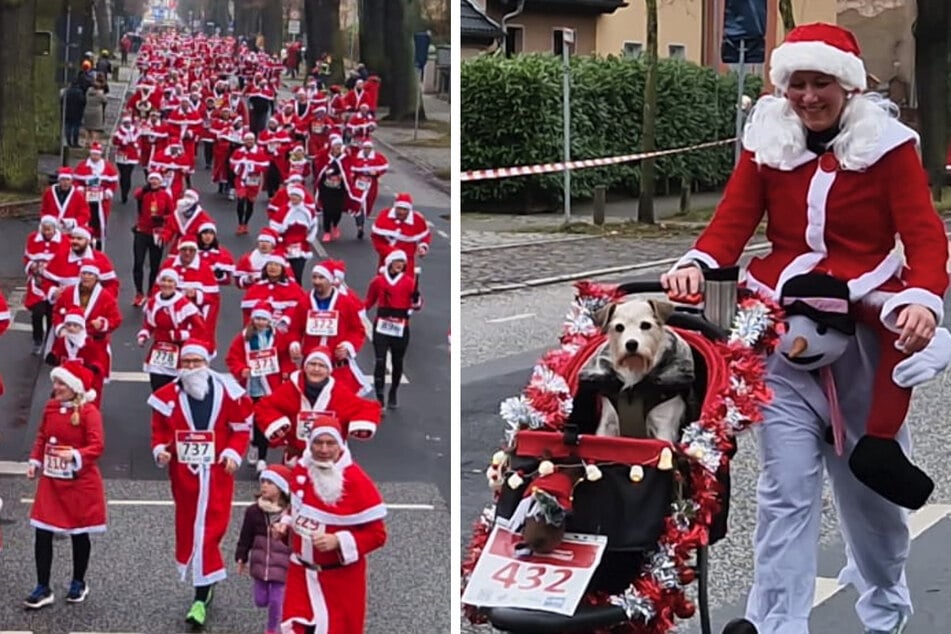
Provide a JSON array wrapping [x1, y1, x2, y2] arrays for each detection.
[[291, 554, 343, 572], [333, 359, 350, 368]]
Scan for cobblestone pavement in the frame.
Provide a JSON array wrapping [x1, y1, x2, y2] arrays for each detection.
[[461, 230, 595, 251], [462, 233, 715, 292]]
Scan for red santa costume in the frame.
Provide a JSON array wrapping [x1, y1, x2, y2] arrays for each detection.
[[137, 270, 208, 378], [129, 82, 162, 121], [157, 241, 222, 351], [0, 291, 8, 396], [28, 361, 106, 535], [349, 140, 389, 217], [111, 116, 142, 168], [148, 341, 253, 586], [254, 348, 381, 462], [139, 113, 172, 169], [211, 111, 241, 185], [150, 137, 192, 202], [23, 217, 70, 311], [280, 418, 386, 634], [304, 108, 339, 160], [73, 144, 119, 248], [267, 175, 315, 217], [49, 308, 110, 408], [225, 301, 297, 398], [40, 169, 91, 233], [43, 226, 119, 297], [230, 133, 270, 234], [233, 228, 296, 288], [162, 192, 216, 253], [288, 264, 371, 396], [240, 255, 309, 326], [370, 193, 432, 273], [196, 223, 236, 287], [269, 186, 318, 280]]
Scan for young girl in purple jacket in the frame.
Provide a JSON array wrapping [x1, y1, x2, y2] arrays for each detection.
[[236, 464, 293, 634]]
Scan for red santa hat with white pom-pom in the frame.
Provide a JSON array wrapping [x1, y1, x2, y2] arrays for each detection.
[[769, 23, 867, 93], [50, 360, 97, 403]]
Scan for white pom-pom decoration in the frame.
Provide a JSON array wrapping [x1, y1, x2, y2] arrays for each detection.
[[507, 473, 524, 489], [585, 464, 602, 482], [538, 460, 555, 476], [629, 465, 644, 482]]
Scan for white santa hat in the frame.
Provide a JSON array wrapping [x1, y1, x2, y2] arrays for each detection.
[[393, 192, 413, 210], [79, 260, 100, 276], [182, 189, 200, 202], [287, 174, 303, 183], [147, 171, 163, 181], [287, 186, 305, 200], [329, 134, 343, 146], [176, 198, 194, 213], [157, 268, 180, 285], [304, 347, 332, 369], [62, 306, 86, 328], [39, 215, 58, 227], [308, 416, 345, 448], [257, 228, 279, 245], [178, 238, 198, 250], [243, 132, 256, 141], [311, 263, 333, 281], [71, 226, 92, 240], [263, 253, 287, 267], [198, 222, 217, 234], [260, 464, 292, 496], [769, 23, 867, 93], [384, 249, 408, 267], [50, 360, 97, 403], [180, 339, 212, 361], [250, 300, 272, 320]]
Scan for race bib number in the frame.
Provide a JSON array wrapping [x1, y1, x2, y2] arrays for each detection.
[[286, 243, 303, 258], [175, 430, 215, 466], [355, 177, 371, 192], [293, 514, 324, 538], [42, 444, 74, 479], [248, 348, 279, 377], [375, 317, 406, 338], [86, 187, 103, 203], [148, 342, 180, 369], [310, 122, 324, 134], [305, 310, 338, 337], [296, 410, 336, 441], [118, 151, 129, 163], [460, 525, 607, 617], [246, 174, 261, 186]]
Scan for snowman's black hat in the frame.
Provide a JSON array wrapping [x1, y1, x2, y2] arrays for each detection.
[[779, 273, 855, 335]]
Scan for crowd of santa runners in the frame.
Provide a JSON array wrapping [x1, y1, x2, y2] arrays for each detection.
[[0, 30, 434, 634]]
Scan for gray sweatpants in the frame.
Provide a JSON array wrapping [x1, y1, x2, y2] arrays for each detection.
[[745, 324, 912, 634]]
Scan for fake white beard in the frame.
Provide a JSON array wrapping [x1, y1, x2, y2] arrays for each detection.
[[180, 367, 211, 400], [65, 330, 87, 351], [308, 460, 344, 505], [742, 92, 899, 171]]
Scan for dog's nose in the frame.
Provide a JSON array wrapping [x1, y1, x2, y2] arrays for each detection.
[[625, 340, 638, 353]]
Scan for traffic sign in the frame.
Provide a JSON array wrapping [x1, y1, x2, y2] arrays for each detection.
[[288, 20, 300, 35], [290, 9, 300, 20]]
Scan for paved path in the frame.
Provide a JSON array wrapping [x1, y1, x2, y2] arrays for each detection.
[[0, 66, 451, 632]]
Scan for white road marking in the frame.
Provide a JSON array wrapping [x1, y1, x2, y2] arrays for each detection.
[[486, 313, 535, 324], [437, 229, 449, 240], [9, 322, 31, 332], [812, 503, 951, 606], [0, 460, 28, 475], [311, 237, 328, 258], [19, 498, 433, 510], [109, 371, 151, 382]]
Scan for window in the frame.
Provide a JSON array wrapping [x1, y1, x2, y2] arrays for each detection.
[[552, 28, 575, 56], [622, 41, 642, 58], [668, 44, 686, 59], [505, 25, 523, 56]]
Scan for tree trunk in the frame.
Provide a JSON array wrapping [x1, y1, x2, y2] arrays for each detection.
[[382, 0, 421, 121], [261, 0, 283, 54], [303, 0, 344, 81], [34, 0, 65, 155], [914, 0, 950, 199], [93, 0, 112, 50], [638, 0, 658, 223], [359, 0, 386, 91], [209, 0, 229, 32], [778, 0, 796, 35], [0, 0, 39, 192]]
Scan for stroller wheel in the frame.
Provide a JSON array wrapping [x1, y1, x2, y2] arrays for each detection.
[[721, 618, 758, 634]]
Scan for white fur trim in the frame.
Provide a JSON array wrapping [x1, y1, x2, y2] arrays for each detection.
[[340, 342, 356, 358], [180, 342, 209, 360], [289, 341, 301, 355], [805, 167, 834, 253], [880, 288, 945, 333], [336, 530, 359, 565], [667, 249, 718, 275], [220, 448, 243, 467], [152, 443, 168, 464], [71, 449, 83, 472], [261, 469, 290, 495], [50, 367, 85, 397], [305, 350, 332, 368], [264, 416, 292, 440], [308, 424, 344, 447], [311, 264, 333, 281], [769, 40, 867, 92], [348, 420, 376, 438]]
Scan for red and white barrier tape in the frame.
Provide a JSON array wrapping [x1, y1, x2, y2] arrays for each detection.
[[460, 138, 737, 182]]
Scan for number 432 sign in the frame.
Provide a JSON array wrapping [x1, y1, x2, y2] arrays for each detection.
[[461, 525, 607, 616]]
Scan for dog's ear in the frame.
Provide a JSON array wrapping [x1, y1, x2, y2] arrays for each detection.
[[594, 302, 617, 332], [648, 298, 675, 324]]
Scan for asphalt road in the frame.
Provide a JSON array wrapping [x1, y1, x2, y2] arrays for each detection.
[[0, 145, 451, 633], [460, 264, 951, 634]]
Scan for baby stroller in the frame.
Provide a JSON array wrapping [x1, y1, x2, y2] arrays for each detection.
[[461, 276, 783, 634]]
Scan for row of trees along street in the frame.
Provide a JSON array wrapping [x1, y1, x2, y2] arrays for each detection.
[[0, 0, 448, 195]]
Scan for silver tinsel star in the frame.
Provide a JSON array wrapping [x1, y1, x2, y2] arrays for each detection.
[[563, 305, 597, 337], [722, 398, 745, 432], [670, 498, 699, 532], [610, 587, 656, 622], [730, 375, 750, 395], [681, 422, 724, 472], [530, 365, 571, 395], [577, 295, 611, 316], [730, 302, 770, 346], [499, 395, 546, 444], [647, 546, 682, 590]]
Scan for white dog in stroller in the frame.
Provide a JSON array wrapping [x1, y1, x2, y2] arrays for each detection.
[[581, 297, 696, 443]]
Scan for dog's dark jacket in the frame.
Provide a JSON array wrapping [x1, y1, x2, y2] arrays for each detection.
[[572, 331, 697, 437]]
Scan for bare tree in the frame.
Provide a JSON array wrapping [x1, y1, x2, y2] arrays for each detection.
[[0, 0, 39, 192], [914, 0, 950, 199], [778, 0, 796, 35]]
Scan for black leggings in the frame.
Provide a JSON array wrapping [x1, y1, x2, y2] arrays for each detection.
[[118, 163, 135, 201], [251, 396, 268, 462], [203, 141, 213, 168], [237, 198, 254, 225], [149, 373, 176, 392], [132, 230, 164, 294], [373, 327, 409, 394], [31, 301, 53, 346], [322, 200, 343, 233], [35, 529, 90, 586]]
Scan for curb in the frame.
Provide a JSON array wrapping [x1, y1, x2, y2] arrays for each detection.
[[374, 134, 451, 196], [462, 234, 600, 253], [0, 199, 41, 220]]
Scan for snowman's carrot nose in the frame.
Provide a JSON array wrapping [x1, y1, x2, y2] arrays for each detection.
[[788, 336, 808, 358]]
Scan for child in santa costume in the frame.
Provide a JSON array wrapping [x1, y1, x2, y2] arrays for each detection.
[[272, 418, 387, 634], [25, 361, 106, 609], [72, 143, 119, 250], [662, 23, 951, 634], [148, 339, 253, 629]]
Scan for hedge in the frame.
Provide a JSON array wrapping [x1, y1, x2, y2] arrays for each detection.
[[461, 53, 763, 210]]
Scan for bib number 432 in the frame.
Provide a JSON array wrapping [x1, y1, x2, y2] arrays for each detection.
[[490, 562, 572, 594]]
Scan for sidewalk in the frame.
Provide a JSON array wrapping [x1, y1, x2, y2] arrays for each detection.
[[373, 93, 451, 187]]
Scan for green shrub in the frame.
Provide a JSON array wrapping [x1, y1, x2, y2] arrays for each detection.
[[461, 53, 763, 211]]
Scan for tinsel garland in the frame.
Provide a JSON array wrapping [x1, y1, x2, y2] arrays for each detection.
[[463, 281, 784, 633]]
